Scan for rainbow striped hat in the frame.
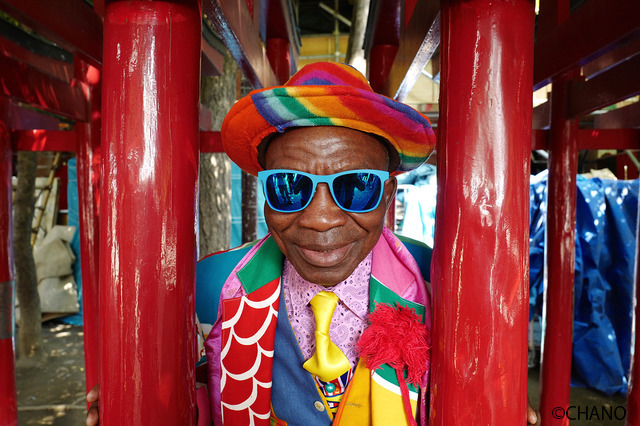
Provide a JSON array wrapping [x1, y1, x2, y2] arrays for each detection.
[[221, 62, 436, 176]]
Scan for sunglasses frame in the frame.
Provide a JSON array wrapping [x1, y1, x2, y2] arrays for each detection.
[[258, 169, 390, 213]]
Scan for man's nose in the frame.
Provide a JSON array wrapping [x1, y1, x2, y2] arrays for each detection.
[[297, 183, 347, 231]]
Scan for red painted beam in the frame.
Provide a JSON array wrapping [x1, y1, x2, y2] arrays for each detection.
[[0, 35, 74, 82], [431, 0, 533, 423], [532, 129, 547, 151], [200, 130, 224, 152], [13, 130, 77, 152], [0, 0, 102, 66], [93, 0, 105, 17], [0, 54, 88, 121], [366, 0, 401, 93], [568, 53, 640, 119], [265, 0, 291, 84], [267, 0, 302, 67], [533, 101, 550, 130], [5, 100, 60, 131], [266, 0, 299, 73], [539, 75, 578, 426], [203, 0, 277, 88], [534, 0, 640, 90], [0, 101, 17, 426], [577, 128, 640, 150], [100, 2, 200, 423], [594, 101, 640, 129], [266, 38, 290, 85], [531, 128, 640, 151], [582, 36, 640, 79], [74, 57, 101, 401], [536, 0, 570, 37], [201, 36, 225, 77]]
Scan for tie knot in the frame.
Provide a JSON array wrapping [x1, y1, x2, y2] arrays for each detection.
[[310, 290, 339, 311]]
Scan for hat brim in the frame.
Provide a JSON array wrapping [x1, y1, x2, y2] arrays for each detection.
[[221, 85, 436, 176]]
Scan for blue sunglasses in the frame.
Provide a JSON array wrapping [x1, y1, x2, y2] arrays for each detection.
[[258, 169, 390, 213]]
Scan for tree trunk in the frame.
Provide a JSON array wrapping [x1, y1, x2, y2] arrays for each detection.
[[199, 52, 238, 257], [13, 151, 43, 362]]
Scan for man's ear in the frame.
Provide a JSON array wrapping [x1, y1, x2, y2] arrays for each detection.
[[383, 176, 398, 211]]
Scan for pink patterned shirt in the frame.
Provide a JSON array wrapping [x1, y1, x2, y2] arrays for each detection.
[[282, 253, 372, 368]]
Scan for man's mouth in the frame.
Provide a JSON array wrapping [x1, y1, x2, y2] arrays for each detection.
[[297, 243, 353, 267]]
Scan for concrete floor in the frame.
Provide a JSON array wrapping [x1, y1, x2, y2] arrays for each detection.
[[528, 365, 627, 426]]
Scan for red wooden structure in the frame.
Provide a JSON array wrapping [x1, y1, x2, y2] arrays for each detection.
[[0, 0, 638, 424]]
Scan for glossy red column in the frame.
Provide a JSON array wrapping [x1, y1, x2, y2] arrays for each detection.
[[74, 58, 102, 396], [431, 1, 533, 424], [100, 1, 201, 424], [538, 75, 577, 426], [0, 105, 17, 425], [628, 188, 640, 425], [266, 38, 290, 85]]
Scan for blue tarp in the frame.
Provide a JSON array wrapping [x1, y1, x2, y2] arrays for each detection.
[[230, 163, 268, 247], [529, 170, 638, 395], [61, 158, 84, 325]]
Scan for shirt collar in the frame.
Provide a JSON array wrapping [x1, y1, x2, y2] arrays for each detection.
[[282, 252, 372, 320]]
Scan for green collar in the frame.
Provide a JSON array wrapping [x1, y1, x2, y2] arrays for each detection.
[[237, 236, 284, 294]]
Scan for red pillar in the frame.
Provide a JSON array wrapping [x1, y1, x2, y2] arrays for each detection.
[[538, 75, 578, 426], [431, 1, 534, 424], [74, 58, 102, 396], [628, 185, 640, 425], [100, 1, 201, 424], [266, 38, 290, 85], [0, 101, 17, 425]]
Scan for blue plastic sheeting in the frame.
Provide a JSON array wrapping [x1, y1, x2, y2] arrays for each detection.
[[61, 158, 84, 325], [230, 163, 268, 247], [396, 164, 437, 247], [530, 170, 638, 395]]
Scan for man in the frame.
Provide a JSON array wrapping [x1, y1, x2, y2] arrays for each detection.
[[200, 62, 434, 425], [87, 62, 538, 425]]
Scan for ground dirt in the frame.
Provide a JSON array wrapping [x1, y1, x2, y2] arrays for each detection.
[[16, 320, 87, 425], [15, 320, 628, 425]]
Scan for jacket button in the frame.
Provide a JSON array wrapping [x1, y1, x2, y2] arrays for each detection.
[[314, 401, 325, 412]]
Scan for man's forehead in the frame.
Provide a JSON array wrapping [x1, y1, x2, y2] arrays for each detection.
[[259, 126, 395, 170]]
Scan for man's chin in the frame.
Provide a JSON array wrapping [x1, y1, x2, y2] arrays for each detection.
[[291, 261, 355, 287]]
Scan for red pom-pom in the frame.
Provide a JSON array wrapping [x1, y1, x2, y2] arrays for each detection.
[[357, 303, 430, 386]]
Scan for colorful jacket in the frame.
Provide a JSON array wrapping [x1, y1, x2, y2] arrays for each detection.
[[196, 228, 432, 425]]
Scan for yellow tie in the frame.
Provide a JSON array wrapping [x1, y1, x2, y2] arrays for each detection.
[[303, 291, 351, 382]]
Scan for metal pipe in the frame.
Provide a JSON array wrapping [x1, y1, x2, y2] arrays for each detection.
[[431, 0, 534, 423], [333, 0, 340, 62], [100, 1, 200, 422], [538, 74, 578, 425], [625, 150, 640, 170], [318, 2, 351, 27], [345, 0, 369, 71]]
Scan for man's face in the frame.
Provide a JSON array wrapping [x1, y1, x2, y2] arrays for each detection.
[[263, 126, 397, 286]]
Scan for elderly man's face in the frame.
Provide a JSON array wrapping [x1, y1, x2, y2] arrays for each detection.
[[263, 126, 397, 286]]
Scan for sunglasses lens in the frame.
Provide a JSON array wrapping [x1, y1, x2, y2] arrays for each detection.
[[333, 172, 383, 212], [265, 172, 313, 212]]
